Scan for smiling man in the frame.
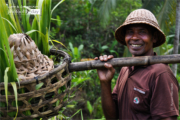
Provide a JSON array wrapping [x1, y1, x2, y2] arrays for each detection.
[[125, 24, 156, 57], [95, 9, 179, 120]]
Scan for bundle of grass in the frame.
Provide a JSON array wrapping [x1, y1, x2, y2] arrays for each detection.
[[8, 33, 54, 80]]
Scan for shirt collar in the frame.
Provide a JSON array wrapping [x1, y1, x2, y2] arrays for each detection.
[[128, 52, 157, 71]]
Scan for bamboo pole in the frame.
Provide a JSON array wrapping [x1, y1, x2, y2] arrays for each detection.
[[68, 54, 180, 72], [50, 49, 180, 72]]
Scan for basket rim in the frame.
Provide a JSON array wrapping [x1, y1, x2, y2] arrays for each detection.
[[0, 49, 70, 86]]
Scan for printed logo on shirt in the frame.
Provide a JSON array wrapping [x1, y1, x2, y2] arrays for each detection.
[[134, 87, 145, 94], [133, 97, 140, 104]]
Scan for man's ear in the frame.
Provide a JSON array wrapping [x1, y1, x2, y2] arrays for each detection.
[[152, 31, 158, 43]]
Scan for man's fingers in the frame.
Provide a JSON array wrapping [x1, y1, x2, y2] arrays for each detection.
[[108, 55, 114, 59], [95, 55, 114, 61], [103, 55, 108, 61], [104, 63, 115, 72], [104, 63, 115, 79], [94, 57, 98, 60], [99, 56, 103, 61], [104, 63, 112, 69]]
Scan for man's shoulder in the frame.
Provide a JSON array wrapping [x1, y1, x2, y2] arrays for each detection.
[[120, 67, 129, 74], [147, 63, 172, 76], [146, 64, 178, 85]]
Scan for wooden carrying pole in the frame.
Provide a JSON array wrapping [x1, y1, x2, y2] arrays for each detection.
[[69, 54, 180, 72]]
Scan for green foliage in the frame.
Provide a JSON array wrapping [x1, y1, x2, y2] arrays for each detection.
[[49, 108, 83, 120], [68, 42, 84, 62], [52, 0, 132, 58], [16, 0, 65, 56], [98, 0, 117, 27], [18, 0, 31, 33], [10, 82, 18, 119], [0, 0, 22, 35], [67, 109, 83, 120], [87, 101, 93, 115], [1, 67, 19, 118], [142, 0, 177, 34], [0, 9, 18, 83], [4, 67, 9, 107], [35, 82, 44, 90]]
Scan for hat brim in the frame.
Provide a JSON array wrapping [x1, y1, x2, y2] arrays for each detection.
[[115, 21, 166, 48]]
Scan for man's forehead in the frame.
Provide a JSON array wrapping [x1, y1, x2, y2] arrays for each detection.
[[126, 24, 149, 30]]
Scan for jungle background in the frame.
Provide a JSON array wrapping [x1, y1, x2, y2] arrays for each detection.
[[2, 0, 180, 119]]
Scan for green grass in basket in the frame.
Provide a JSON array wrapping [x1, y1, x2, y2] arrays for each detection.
[[0, 13, 19, 118]]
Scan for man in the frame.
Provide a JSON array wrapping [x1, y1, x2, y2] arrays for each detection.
[[95, 9, 179, 120]]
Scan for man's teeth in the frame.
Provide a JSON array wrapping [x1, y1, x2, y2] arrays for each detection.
[[131, 44, 142, 47]]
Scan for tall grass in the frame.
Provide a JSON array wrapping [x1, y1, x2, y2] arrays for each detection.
[[22, 0, 65, 56], [0, 10, 19, 119], [0, 3, 18, 83]]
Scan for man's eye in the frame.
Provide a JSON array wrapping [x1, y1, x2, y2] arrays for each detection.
[[140, 30, 146, 33], [127, 31, 133, 34]]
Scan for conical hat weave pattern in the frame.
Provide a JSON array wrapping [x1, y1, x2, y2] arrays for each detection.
[[9, 33, 54, 80], [115, 9, 166, 48]]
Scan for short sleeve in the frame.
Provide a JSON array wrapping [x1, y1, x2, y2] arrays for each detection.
[[150, 72, 179, 119], [112, 73, 120, 117], [112, 83, 118, 101], [112, 67, 127, 101]]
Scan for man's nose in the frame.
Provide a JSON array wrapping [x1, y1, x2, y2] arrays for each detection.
[[131, 33, 139, 40]]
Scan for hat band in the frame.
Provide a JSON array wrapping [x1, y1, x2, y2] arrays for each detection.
[[124, 17, 160, 29]]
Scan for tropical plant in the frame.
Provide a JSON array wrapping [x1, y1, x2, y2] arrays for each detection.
[[68, 42, 84, 62], [93, 0, 117, 27], [87, 100, 93, 115], [142, 0, 177, 34]]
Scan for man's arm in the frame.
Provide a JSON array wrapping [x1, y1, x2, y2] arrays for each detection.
[[100, 81, 118, 119], [95, 55, 118, 119]]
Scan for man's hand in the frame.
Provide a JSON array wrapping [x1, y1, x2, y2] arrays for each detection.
[[94, 55, 115, 82], [94, 55, 118, 119]]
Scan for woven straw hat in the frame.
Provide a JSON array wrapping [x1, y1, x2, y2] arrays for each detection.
[[9, 33, 54, 80], [115, 9, 166, 48]]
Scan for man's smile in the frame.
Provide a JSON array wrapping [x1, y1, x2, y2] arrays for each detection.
[[129, 43, 144, 49], [130, 44, 143, 47]]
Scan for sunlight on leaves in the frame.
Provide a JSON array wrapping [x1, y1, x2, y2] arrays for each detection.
[[87, 101, 93, 115], [10, 82, 18, 120], [35, 83, 44, 90], [4, 67, 9, 108]]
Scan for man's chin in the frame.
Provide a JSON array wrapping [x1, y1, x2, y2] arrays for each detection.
[[130, 51, 144, 57]]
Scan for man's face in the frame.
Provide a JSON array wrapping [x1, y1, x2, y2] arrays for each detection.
[[125, 24, 156, 57]]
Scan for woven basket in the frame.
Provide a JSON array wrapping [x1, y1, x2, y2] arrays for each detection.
[[0, 49, 72, 120]]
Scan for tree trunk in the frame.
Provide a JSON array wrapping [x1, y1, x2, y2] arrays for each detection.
[[172, 0, 180, 76]]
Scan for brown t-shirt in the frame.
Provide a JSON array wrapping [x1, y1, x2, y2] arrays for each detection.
[[112, 63, 179, 120]]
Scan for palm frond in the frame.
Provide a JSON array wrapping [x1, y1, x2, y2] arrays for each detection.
[[98, 0, 117, 27], [157, 0, 176, 34], [142, 0, 176, 34]]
